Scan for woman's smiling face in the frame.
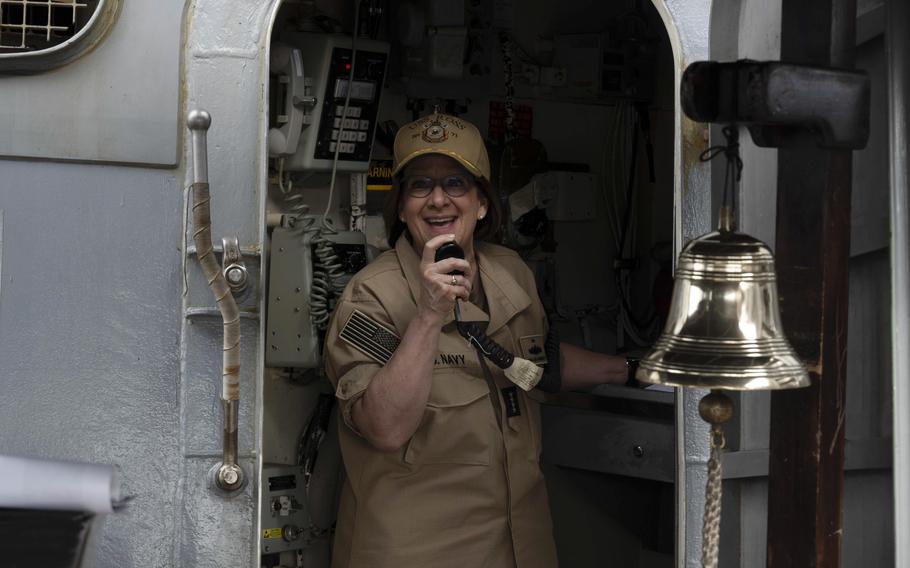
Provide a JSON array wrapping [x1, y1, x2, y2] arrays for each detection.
[[398, 154, 488, 258]]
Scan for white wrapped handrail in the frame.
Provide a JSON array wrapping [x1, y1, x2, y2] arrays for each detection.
[[187, 109, 244, 492]]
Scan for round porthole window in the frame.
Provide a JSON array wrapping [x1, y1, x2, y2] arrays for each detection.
[[0, 0, 120, 73]]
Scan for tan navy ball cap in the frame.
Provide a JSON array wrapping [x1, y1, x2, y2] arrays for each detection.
[[392, 112, 491, 182]]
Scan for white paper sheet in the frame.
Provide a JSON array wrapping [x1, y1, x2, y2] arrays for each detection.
[[508, 181, 538, 221], [0, 455, 120, 513]]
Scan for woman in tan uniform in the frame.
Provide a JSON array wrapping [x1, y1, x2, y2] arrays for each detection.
[[324, 112, 630, 568]]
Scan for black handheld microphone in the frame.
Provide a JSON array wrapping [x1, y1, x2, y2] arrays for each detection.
[[435, 241, 466, 320], [434, 242, 465, 274], [433, 241, 543, 391]]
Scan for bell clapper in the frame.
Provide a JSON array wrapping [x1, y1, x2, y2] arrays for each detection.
[[699, 390, 734, 426]]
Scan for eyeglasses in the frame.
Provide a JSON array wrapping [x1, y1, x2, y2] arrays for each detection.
[[402, 174, 476, 198]]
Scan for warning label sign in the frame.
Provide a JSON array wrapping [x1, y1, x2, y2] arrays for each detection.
[[367, 160, 394, 191], [366, 159, 394, 213], [262, 528, 283, 540]]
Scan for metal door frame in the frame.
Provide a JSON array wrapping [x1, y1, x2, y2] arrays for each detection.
[[648, 2, 713, 566]]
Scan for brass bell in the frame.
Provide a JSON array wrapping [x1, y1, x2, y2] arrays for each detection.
[[637, 123, 811, 568], [636, 209, 809, 391]]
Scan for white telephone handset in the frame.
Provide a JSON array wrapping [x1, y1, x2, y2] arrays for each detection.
[[268, 44, 313, 157]]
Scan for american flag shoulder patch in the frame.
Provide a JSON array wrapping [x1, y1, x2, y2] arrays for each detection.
[[339, 309, 401, 365]]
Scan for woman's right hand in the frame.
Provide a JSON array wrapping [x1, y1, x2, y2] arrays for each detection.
[[417, 234, 473, 325]]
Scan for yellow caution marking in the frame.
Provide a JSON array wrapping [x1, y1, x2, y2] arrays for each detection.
[[368, 165, 393, 177], [262, 528, 283, 539]]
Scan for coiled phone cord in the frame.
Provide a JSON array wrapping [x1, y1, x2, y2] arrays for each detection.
[[309, 220, 347, 330], [276, 206, 346, 331]]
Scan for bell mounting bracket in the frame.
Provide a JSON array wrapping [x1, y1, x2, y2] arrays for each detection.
[[681, 60, 870, 150]]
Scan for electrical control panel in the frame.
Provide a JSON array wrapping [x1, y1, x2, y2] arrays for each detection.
[[553, 32, 655, 100], [260, 465, 312, 555], [273, 32, 390, 172]]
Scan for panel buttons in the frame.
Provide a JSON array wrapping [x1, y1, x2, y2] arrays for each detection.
[[359, 119, 370, 130], [335, 106, 363, 118]]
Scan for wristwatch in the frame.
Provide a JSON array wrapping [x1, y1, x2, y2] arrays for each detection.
[[625, 357, 641, 388]]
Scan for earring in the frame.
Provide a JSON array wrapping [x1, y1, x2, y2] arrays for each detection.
[[478, 213, 485, 220]]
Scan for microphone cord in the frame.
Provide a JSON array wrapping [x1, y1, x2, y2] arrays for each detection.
[[454, 299, 515, 370]]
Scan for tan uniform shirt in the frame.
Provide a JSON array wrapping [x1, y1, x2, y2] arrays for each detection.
[[324, 236, 558, 568]]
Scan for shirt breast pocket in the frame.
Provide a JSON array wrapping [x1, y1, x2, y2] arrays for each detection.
[[404, 374, 494, 466]]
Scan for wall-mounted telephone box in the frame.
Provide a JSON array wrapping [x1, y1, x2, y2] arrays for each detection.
[[270, 33, 390, 172], [266, 226, 368, 369]]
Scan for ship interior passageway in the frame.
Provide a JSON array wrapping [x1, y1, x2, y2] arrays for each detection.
[[260, 1, 677, 566]]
